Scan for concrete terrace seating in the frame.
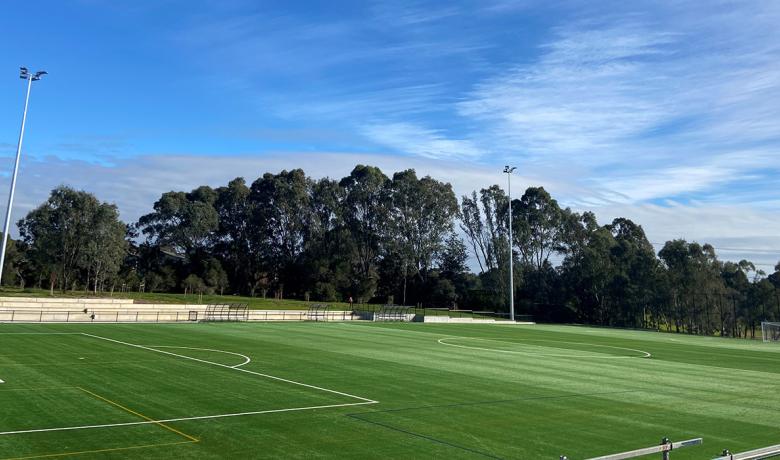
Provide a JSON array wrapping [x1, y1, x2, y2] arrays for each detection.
[[0, 297, 356, 323], [0, 297, 207, 323]]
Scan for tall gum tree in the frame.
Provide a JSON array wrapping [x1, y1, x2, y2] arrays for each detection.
[[18, 186, 127, 294], [339, 165, 390, 301]]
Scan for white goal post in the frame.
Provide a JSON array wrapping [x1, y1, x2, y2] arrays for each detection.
[[761, 322, 780, 343]]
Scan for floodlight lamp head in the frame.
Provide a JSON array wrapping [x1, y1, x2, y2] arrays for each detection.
[[19, 67, 29, 79], [503, 166, 516, 174], [32, 70, 47, 81]]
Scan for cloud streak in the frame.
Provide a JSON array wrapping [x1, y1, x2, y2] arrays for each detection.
[[362, 123, 485, 160], [368, 2, 780, 207]]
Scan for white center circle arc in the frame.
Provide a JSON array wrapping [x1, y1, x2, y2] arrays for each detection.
[[146, 346, 252, 368]]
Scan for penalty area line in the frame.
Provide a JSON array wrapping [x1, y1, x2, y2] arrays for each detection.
[[81, 333, 377, 404], [0, 400, 377, 437]]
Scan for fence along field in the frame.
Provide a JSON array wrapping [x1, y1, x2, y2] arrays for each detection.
[[1, 321, 779, 459]]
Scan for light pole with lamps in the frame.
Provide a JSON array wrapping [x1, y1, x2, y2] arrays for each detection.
[[503, 165, 516, 321], [0, 67, 47, 286]]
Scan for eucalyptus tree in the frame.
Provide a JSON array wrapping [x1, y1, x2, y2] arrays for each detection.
[[605, 218, 659, 328], [339, 165, 391, 301], [512, 187, 571, 271], [0, 235, 26, 288], [440, 233, 469, 275], [213, 178, 256, 295], [304, 178, 350, 301], [388, 170, 458, 304], [18, 186, 127, 293], [659, 240, 725, 334], [137, 186, 219, 256], [769, 262, 780, 288], [561, 219, 616, 324], [250, 169, 311, 299], [81, 201, 128, 293], [460, 186, 508, 273], [460, 191, 492, 273]]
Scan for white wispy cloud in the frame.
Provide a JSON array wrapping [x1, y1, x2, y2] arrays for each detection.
[[458, 23, 683, 160], [369, 0, 461, 26], [593, 149, 778, 203], [362, 123, 485, 159], [363, 2, 780, 203], [592, 202, 780, 271]]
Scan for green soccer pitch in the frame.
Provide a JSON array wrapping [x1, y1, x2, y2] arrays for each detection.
[[0, 322, 778, 459]]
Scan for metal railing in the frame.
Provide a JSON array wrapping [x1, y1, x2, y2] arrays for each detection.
[[714, 444, 780, 460], [253, 310, 354, 321], [561, 437, 703, 460], [351, 304, 533, 322], [0, 308, 357, 323], [413, 307, 533, 322], [0, 308, 202, 323]]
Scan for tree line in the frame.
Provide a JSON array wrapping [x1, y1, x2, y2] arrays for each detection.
[[3, 164, 779, 337]]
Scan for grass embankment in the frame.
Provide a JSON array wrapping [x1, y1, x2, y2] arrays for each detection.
[[0, 287, 352, 311]]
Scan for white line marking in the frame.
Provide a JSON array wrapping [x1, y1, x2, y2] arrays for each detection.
[[146, 346, 251, 368], [0, 401, 376, 436], [81, 333, 377, 403], [339, 323, 652, 358], [338, 322, 457, 338], [438, 337, 652, 359]]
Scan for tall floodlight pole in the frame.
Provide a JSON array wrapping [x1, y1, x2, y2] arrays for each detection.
[[503, 165, 517, 321], [0, 68, 47, 286]]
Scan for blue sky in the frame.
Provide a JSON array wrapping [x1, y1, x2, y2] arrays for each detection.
[[1, 0, 779, 271]]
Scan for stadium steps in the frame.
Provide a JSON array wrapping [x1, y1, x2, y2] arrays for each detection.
[[0, 297, 355, 323]]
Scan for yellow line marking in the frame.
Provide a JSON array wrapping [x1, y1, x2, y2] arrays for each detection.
[[0, 440, 196, 460], [77, 387, 199, 442]]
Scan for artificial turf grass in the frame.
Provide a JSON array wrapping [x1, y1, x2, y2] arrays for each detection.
[[0, 322, 778, 459]]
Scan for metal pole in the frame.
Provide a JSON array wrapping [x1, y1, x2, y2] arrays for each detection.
[[0, 75, 34, 286], [504, 166, 516, 322], [508, 171, 514, 321], [661, 437, 671, 460]]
